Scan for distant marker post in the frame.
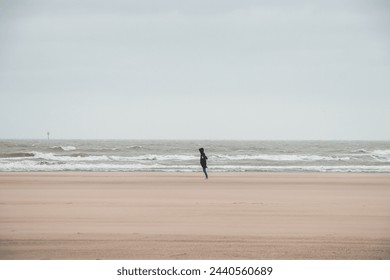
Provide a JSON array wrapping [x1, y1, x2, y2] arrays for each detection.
[[47, 132, 50, 140]]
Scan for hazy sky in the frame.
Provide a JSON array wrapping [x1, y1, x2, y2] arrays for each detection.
[[1, 0, 389, 140]]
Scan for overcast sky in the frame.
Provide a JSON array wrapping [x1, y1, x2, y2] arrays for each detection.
[[0, 0, 389, 140]]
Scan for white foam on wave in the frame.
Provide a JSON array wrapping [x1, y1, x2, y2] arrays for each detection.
[[210, 165, 390, 172], [3, 152, 197, 163], [1, 160, 389, 173], [370, 150, 390, 162], [88, 147, 119, 151], [373, 149, 390, 154], [33, 152, 109, 162], [212, 154, 351, 162], [51, 146, 77, 151], [110, 154, 197, 161], [0, 160, 197, 172], [128, 145, 143, 149]]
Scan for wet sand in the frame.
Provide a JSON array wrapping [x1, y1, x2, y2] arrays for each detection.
[[0, 172, 389, 259]]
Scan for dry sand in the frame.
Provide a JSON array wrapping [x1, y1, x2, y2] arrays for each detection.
[[0, 172, 389, 259]]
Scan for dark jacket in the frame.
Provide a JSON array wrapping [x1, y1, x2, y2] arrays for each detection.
[[200, 153, 208, 168]]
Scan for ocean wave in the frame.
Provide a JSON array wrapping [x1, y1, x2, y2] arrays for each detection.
[[372, 149, 390, 155], [0, 152, 35, 158], [1, 161, 389, 172], [87, 148, 119, 151], [209, 165, 390, 172], [0, 161, 194, 172], [370, 150, 390, 162], [2, 150, 388, 165], [128, 145, 143, 149], [110, 154, 197, 161], [51, 146, 77, 151], [30, 152, 197, 162], [352, 149, 369, 153], [32, 152, 109, 162], [0, 152, 198, 163], [68, 153, 91, 157], [212, 154, 351, 162]]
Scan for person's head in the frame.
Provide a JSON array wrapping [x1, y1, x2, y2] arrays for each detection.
[[199, 148, 204, 154]]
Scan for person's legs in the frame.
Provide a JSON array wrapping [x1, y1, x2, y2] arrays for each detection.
[[203, 167, 208, 179]]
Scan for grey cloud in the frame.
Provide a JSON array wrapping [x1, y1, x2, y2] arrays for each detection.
[[0, 0, 389, 139]]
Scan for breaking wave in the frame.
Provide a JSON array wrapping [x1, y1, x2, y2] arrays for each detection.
[[51, 146, 77, 151], [1, 161, 389, 172], [212, 154, 351, 161], [370, 150, 390, 162]]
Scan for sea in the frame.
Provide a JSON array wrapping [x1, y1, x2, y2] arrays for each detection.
[[0, 140, 390, 172]]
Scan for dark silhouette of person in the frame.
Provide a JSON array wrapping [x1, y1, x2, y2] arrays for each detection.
[[199, 148, 208, 179]]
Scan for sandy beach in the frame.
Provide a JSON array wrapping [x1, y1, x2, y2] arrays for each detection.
[[0, 172, 389, 259]]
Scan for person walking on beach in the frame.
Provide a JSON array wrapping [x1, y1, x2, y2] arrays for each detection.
[[199, 148, 208, 179]]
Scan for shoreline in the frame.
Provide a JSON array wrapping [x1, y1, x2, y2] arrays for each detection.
[[1, 172, 389, 259], [1, 170, 390, 174]]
